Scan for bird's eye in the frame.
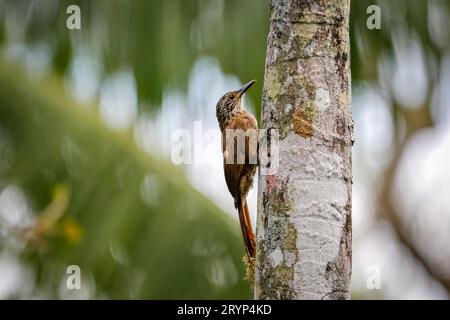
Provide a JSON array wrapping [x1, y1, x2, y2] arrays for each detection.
[[229, 94, 235, 100]]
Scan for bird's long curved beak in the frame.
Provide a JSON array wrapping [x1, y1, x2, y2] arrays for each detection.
[[238, 80, 256, 97]]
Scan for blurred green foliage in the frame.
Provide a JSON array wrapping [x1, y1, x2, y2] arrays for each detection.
[[0, 0, 269, 115], [0, 62, 250, 298]]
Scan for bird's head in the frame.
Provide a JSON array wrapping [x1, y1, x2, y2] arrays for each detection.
[[216, 80, 256, 130]]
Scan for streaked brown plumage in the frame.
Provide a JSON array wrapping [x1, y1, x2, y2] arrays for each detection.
[[216, 80, 257, 258]]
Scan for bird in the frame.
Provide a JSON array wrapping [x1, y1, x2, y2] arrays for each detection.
[[216, 80, 258, 258]]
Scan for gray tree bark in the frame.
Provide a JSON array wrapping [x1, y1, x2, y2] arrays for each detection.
[[254, 0, 352, 300]]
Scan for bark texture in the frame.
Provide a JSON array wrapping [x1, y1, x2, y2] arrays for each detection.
[[254, 0, 352, 300]]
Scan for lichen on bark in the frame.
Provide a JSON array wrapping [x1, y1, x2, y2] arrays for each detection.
[[255, 0, 352, 300], [293, 101, 316, 138]]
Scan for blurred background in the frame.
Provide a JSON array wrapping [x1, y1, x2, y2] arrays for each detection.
[[0, 0, 449, 299]]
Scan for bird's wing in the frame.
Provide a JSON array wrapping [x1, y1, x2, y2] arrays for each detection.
[[222, 111, 258, 201]]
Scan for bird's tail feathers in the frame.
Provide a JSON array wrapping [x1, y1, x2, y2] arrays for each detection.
[[237, 197, 256, 258]]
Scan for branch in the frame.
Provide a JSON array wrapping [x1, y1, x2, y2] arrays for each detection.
[[378, 105, 450, 291]]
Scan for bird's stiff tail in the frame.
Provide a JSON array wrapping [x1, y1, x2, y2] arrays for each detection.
[[237, 197, 256, 258]]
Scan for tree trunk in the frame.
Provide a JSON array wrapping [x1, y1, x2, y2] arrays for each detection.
[[254, 0, 352, 300]]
